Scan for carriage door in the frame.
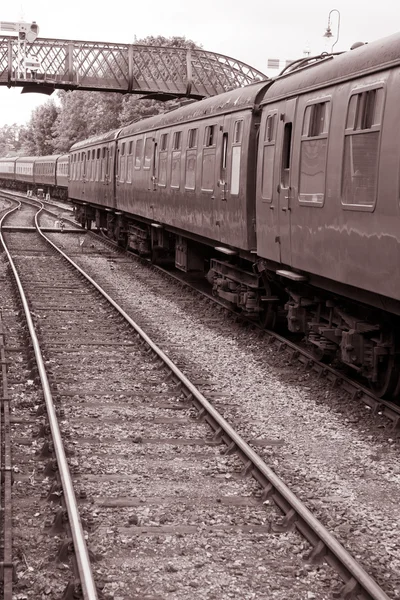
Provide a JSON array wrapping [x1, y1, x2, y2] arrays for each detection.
[[275, 97, 297, 266]]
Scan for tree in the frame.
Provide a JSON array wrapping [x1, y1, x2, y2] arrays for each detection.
[[21, 100, 59, 155], [52, 91, 123, 153], [0, 124, 25, 157]]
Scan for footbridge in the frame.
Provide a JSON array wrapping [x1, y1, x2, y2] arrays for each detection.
[[0, 35, 267, 98]]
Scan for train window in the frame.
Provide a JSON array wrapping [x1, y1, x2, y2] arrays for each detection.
[[299, 101, 330, 205], [158, 151, 167, 186], [92, 150, 95, 160], [172, 131, 182, 150], [262, 111, 278, 201], [188, 128, 198, 148], [128, 141, 133, 154], [342, 133, 378, 207], [144, 138, 153, 169], [280, 123, 292, 188], [87, 151, 90, 160], [171, 150, 181, 188], [265, 114, 276, 142], [233, 120, 243, 144], [302, 102, 329, 137], [160, 133, 168, 151], [204, 125, 215, 147], [96, 148, 100, 159], [341, 89, 383, 208], [185, 150, 196, 190], [135, 139, 143, 168], [346, 88, 384, 131], [121, 143, 125, 156]]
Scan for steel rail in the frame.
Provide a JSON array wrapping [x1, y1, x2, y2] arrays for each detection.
[[0, 203, 98, 600], [0, 311, 13, 597], [34, 211, 390, 600]]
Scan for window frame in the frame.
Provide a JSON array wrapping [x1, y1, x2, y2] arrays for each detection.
[[298, 97, 331, 207], [134, 138, 143, 169], [341, 84, 385, 212]]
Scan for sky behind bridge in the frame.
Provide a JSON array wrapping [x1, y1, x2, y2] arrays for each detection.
[[1, 0, 400, 126]]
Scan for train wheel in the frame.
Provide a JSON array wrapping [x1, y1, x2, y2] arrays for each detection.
[[370, 354, 400, 400]]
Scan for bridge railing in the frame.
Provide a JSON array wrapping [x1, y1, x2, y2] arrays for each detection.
[[0, 36, 267, 98]]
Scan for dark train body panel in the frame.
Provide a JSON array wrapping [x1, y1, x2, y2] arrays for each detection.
[[56, 154, 70, 189], [69, 130, 120, 209], [15, 157, 36, 184]]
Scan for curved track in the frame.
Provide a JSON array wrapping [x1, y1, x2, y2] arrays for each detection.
[[0, 193, 396, 598]]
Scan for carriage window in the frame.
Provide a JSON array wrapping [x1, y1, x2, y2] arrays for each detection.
[[281, 123, 292, 188], [97, 148, 100, 159], [160, 133, 168, 151], [204, 125, 215, 147], [233, 120, 243, 144], [121, 143, 125, 156], [92, 150, 95, 159], [135, 139, 143, 168], [173, 131, 182, 150], [265, 114, 276, 142], [261, 111, 277, 201], [128, 141, 133, 154], [144, 138, 153, 169], [102, 147, 106, 158], [299, 101, 330, 205], [87, 151, 90, 160], [342, 88, 383, 208], [188, 128, 198, 148], [346, 88, 383, 131], [303, 102, 329, 137]]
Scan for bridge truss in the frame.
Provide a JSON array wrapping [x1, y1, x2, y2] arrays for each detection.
[[0, 36, 267, 98]]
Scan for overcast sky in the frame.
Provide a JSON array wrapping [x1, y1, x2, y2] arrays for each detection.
[[1, 0, 400, 127]]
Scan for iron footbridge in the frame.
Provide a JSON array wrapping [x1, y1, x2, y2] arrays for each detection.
[[0, 35, 267, 99]]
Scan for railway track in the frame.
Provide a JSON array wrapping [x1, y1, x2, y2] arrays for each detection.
[[1, 193, 399, 599], [3, 189, 400, 428]]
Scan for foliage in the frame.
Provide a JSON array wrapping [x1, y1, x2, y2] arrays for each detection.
[[0, 124, 25, 157], [20, 100, 59, 156], [52, 91, 123, 153]]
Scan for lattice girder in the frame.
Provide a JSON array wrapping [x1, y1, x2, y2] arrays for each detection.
[[0, 36, 267, 97]]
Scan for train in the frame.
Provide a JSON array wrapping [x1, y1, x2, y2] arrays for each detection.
[[1, 31, 400, 401], [0, 154, 69, 199]]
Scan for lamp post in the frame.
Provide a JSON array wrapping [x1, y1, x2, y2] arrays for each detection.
[[323, 9, 341, 53]]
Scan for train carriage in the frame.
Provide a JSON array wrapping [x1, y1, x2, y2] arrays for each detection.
[[69, 129, 120, 214], [114, 83, 267, 253], [253, 33, 400, 396], [0, 157, 17, 186], [56, 154, 70, 193], [15, 157, 36, 189], [34, 154, 58, 191]]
